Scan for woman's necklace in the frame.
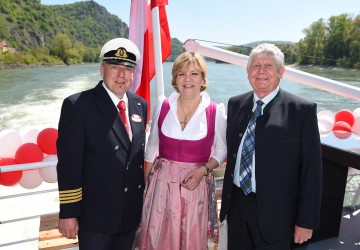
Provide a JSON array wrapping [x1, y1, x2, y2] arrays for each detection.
[[179, 97, 201, 131]]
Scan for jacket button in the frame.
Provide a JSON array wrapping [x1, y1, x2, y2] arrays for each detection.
[[140, 165, 143, 169], [114, 145, 119, 150], [230, 173, 234, 178], [124, 187, 128, 192], [126, 166, 129, 170], [138, 184, 142, 189], [233, 154, 236, 158], [239, 133, 243, 137]]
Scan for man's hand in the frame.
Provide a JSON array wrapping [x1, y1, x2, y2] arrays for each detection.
[[58, 218, 78, 239], [293, 225, 313, 244]]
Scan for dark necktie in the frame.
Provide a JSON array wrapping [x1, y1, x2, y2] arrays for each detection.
[[117, 101, 130, 136], [239, 100, 263, 195]]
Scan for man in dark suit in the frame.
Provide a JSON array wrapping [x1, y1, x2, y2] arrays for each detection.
[[56, 38, 148, 250], [220, 43, 322, 249]]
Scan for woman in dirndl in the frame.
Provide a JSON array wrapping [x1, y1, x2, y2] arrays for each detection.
[[139, 51, 227, 250]]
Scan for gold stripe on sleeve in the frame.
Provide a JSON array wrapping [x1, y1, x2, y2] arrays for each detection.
[[59, 187, 82, 204]]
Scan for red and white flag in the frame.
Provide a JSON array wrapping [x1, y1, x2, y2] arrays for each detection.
[[129, 0, 171, 120]]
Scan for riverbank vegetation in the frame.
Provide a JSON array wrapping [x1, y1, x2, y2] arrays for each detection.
[[228, 14, 360, 69], [0, 1, 359, 69]]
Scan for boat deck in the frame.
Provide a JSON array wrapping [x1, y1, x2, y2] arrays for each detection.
[[1, 152, 359, 250], [295, 205, 360, 249], [41, 205, 360, 250]]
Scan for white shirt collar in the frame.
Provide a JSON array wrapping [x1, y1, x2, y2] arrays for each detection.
[[102, 82, 128, 107], [253, 86, 280, 109]]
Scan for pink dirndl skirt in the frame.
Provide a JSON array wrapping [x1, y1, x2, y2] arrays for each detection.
[[140, 157, 208, 250]]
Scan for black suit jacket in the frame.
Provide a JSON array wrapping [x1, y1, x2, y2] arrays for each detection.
[[57, 81, 147, 234], [220, 89, 322, 243]]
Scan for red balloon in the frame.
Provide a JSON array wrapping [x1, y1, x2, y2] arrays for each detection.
[[0, 158, 22, 186], [335, 109, 355, 127], [37, 128, 58, 154], [15, 143, 44, 164], [333, 121, 352, 132], [333, 121, 352, 139]]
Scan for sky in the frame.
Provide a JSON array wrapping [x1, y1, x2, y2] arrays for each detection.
[[41, 0, 360, 46]]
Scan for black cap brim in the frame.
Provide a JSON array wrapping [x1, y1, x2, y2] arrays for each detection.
[[103, 59, 136, 67]]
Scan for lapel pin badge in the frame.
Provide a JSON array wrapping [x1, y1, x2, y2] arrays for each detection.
[[131, 114, 142, 122]]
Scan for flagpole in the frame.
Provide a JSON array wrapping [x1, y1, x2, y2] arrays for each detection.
[[151, 6, 166, 100]]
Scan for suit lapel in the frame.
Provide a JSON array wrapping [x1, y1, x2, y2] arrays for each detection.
[[127, 92, 143, 141], [93, 82, 131, 150], [263, 88, 282, 115], [234, 93, 253, 136], [126, 92, 147, 162], [228, 93, 254, 156]]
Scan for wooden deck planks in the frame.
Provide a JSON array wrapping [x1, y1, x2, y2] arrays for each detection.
[[39, 213, 78, 250]]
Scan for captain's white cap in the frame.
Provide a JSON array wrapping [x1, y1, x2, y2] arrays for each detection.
[[100, 38, 140, 67]]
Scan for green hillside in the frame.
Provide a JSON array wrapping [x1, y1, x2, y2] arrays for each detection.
[[0, 0, 128, 50], [0, 0, 185, 67]]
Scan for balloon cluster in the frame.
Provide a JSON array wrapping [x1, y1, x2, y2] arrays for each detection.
[[0, 128, 58, 189], [317, 107, 360, 139]]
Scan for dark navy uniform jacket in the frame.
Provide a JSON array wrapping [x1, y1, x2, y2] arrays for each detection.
[[57, 81, 147, 234]]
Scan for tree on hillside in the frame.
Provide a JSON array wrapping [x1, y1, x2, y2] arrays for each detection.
[[296, 13, 360, 68], [50, 33, 72, 63], [298, 19, 327, 65], [347, 15, 360, 68], [324, 14, 351, 66]]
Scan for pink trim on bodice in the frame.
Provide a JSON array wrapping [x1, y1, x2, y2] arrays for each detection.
[[158, 99, 216, 163]]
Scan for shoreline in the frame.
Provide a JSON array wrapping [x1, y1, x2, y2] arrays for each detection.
[[0, 63, 67, 70], [288, 64, 359, 72], [1, 62, 358, 71]]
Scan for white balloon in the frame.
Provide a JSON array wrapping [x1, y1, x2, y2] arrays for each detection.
[[317, 110, 335, 122], [39, 155, 58, 183], [43, 154, 58, 162], [317, 115, 334, 134], [20, 128, 40, 144], [353, 107, 360, 116], [19, 169, 43, 189], [352, 115, 360, 135], [0, 130, 22, 158], [318, 123, 331, 137]]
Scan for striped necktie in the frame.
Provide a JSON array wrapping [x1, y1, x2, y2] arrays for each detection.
[[239, 100, 263, 195]]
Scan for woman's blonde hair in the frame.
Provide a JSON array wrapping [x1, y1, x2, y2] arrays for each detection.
[[171, 52, 208, 92]]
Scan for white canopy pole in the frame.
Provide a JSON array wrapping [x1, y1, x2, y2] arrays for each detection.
[[151, 6, 166, 101], [184, 39, 360, 101], [0, 161, 57, 173]]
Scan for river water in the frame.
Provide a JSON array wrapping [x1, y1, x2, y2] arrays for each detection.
[[0, 62, 359, 132]]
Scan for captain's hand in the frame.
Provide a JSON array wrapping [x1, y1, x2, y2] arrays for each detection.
[[181, 167, 206, 190], [58, 218, 78, 239]]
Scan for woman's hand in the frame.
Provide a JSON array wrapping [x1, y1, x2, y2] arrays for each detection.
[[181, 166, 207, 190]]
